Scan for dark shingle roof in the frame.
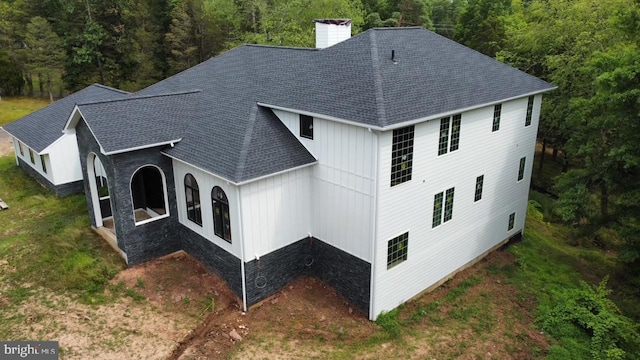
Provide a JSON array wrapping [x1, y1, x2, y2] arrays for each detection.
[[76, 91, 199, 154], [3, 84, 129, 152], [81, 27, 554, 183]]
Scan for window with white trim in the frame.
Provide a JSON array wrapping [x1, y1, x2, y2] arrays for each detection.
[[525, 96, 534, 126], [518, 157, 526, 181], [438, 114, 461, 155], [300, 114, 313, 139], [433, 187, 455, 227], [474, 175, 484, 202], [29, 149, 35, 164], [18, 142, 24, 156], [184, 174, 202, 226], [492, 104, 501, 132], [391, 125, 414, 186], [508, 212, 516, 230], [40, 155, 47, 173], [131, 166, 168, 225], [387, 232, 408, 269]]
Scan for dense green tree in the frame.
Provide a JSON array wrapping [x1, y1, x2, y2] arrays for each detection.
[[0, 51, 23, 95], [455, 0, 511, 57], [431, 0, 467, 38], [24, 17, 65, 101], [165, 0, 199, 75]]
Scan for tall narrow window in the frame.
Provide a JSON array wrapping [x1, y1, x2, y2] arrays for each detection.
[[432, 192, 444, 228], [438, 114, 462, 155], [212, 186, 231, 243], [518, 157, 526, 181], [184, 174, 202, 226], [450, 114, 461, 151], [474, 175, 484, 202], [40, 155, 47, 173], [29, 149, 35, 164], [300, 114, 313, 139], [525, 96, 534, 126], [387, 232, 408, 269], [391, 125, 414, 186], [18, 142, 24, 156], [492, 104, 501, 132], [438, 117, 450, 155], [508, 212, 516, 230], [443, 188, 455, 222]]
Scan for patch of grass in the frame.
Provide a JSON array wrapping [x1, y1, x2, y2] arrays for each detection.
[[0, 155, 125, 305], [0, 97, 50, 126], [444, 274, 481, 301], [375, 308, 401, 338]]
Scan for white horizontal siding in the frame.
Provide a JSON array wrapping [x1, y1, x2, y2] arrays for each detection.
[[172, 159, 241, 258], [274, 109, 376, 261], [372, 95, 542, 318], [240, 167, 312, 262]]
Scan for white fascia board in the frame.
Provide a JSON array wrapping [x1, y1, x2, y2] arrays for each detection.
[[40, 134, 67, 155], [161, 152, 237, 185], [381, 88, 557, 131], [63, 105, 82, 132], [235, 161, 318, 186], [103, 138, 182, 155], [162, 151, 318, 186], [260, 87, 556, 132], [257, 102, 384, 132]]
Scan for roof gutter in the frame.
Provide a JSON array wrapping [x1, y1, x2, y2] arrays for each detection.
[[103, 138, 183, 156]]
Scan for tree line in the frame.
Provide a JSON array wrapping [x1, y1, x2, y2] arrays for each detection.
[[1, 0, 640, 277]]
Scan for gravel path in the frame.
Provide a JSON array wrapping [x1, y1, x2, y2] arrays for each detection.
[[0, 128, 14, 157]]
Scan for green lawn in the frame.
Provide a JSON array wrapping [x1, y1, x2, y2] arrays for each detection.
[[0, 97, 50, 126]]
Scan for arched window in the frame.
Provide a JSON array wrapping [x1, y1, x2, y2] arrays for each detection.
[[184, 174, 202, 226], [212, 186, 231, 243], [131, 166, 168, 225]]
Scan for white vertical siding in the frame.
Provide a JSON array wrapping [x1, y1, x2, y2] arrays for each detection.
[[372, 95, 542, 318], [12, 136, 54, 184], [172, 159, 242, 259], [273, 109, 376, 261], [48, 133, 83, 185], [239, 167, 312, 262]]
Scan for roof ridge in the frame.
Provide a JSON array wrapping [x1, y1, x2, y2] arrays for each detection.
[[369, 30, 388, 127], [234, 105, 260, 181], [244, 44, 319, 51], [77, 89, 201, 106], [370, 26, 423, 30], [90, 83, 130, 94]]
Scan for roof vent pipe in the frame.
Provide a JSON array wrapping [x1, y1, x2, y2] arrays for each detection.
[[314, 19, 352, 48]]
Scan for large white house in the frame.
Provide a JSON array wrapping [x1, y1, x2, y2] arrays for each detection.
[[9, 20, 554, 319]]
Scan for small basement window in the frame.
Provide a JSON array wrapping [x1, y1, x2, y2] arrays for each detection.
[[508, 212, 516, 230], [300, 114, 313, 139], [387, 232, 408, 269]]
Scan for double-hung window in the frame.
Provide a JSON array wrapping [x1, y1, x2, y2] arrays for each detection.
[[438, 114, 461, 155], [492, 104, 501, 132], [433, 187, 455, 227], [525, 96, 534, 126]]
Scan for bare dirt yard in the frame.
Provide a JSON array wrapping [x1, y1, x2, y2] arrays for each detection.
[[5, 247, 548, 359], [0, 128, 13, 157]]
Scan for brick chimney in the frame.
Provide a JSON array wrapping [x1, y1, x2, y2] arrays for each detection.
[[314, 19, 352, 48]]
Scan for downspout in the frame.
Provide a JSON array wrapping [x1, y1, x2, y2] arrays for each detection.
[[236, 185, 248, 312], [368, 129, 380, 320]]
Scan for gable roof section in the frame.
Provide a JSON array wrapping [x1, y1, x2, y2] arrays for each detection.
[[124, 27, 554, 183], [162, 105, 317, 183], [75, 91, 199, 155], [3, 84, 129, 153]]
